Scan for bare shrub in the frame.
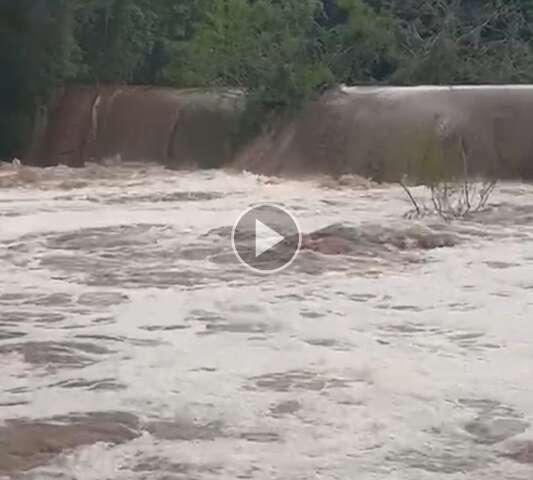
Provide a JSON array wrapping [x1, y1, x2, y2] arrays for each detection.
[[401, 138, 497, 221]]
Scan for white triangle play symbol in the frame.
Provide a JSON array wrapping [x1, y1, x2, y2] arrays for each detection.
[[255, 220, 285, 257]]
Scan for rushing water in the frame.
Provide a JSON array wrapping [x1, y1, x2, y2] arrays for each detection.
[[1, 163, 533, 479]]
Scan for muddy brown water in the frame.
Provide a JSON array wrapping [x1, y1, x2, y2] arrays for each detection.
[[1, 164, 533, 479]]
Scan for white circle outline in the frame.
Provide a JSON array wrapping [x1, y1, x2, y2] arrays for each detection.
[[231, 202, 302, 275]]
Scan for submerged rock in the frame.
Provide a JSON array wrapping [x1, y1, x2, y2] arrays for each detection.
[[301, 234, 357, 255], [300, 222, 458, 256]]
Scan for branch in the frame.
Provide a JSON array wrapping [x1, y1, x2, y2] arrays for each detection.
[[460, 138, 471, 214], [400, 176, 421, 216]]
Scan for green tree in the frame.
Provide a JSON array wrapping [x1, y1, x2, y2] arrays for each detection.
[[0, 0, 80, 158], [166, 0, 333, 109], [135, 0, 204, 83], [379, 0, 533, 84], [322, 0, 397, 84], [74, 0, 203, 84], [75, 0, 159, 83]]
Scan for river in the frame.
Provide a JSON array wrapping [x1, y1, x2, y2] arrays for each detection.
[[1, 163, 532, 479]]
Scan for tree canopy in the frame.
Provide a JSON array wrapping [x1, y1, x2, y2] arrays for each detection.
[[2, 0, 533, 158]]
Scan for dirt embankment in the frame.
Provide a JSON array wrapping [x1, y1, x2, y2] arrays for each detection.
[[26, 85, 533, 180]]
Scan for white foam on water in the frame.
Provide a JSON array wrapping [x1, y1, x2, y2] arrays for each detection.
[[1, 164, 533, 479]]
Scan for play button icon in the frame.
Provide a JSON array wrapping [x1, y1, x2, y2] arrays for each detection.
[[255, 219, 286, 257], [232, 203, 302, 273]]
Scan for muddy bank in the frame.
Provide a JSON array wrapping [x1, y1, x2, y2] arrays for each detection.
[[25, 85, 533, 181]]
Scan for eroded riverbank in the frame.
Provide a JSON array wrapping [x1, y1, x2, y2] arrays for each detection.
[[1, 164, 533, 479]]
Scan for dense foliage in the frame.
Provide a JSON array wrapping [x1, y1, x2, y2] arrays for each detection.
[[2, 0, 533, 158]]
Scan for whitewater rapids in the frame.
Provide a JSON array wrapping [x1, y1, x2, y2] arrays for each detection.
[[1, 163, 532, 479]]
